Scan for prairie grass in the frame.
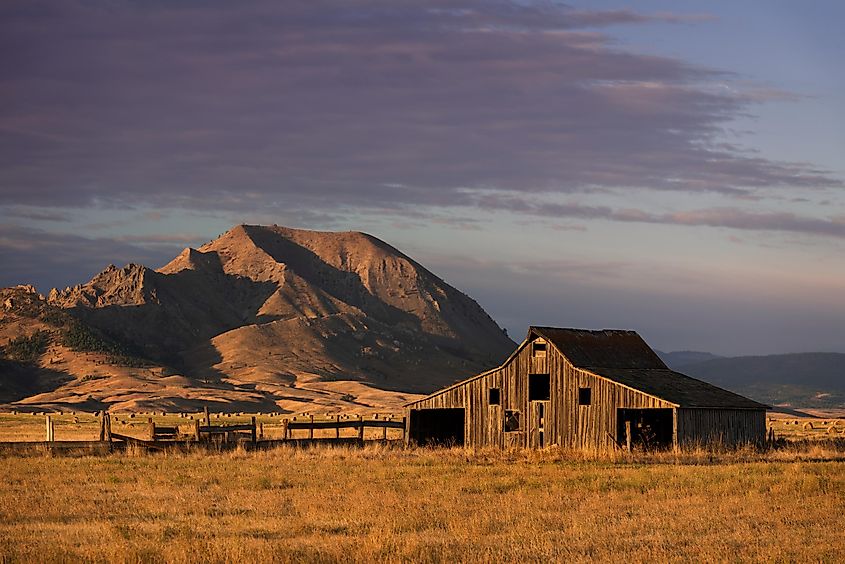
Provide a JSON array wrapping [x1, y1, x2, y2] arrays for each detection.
[[1, 445, 844, 563]]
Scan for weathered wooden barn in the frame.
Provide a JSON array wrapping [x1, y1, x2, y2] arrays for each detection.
[[405, 327, 768, 451]]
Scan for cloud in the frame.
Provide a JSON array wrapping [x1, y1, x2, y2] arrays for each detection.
[[3, 208, 71, 222], [0, 224, 183, 291], [470, 194, 845, 239], [0, 0, 839, 215], [115, 233, 207, 245]]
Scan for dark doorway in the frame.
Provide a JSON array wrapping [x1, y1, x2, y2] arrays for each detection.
[[409, 408, 465, 446], [616, 408, 673, 451], [528, 373, 550, 401]]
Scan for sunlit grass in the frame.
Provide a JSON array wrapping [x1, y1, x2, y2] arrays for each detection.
[[1, 445, 844, 562]]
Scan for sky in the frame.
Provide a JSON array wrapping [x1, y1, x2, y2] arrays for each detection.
[[1, 1, 844, 356]]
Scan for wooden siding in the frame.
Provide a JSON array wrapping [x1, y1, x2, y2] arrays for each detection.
[[570, 368, 674, 451], [408, 337, 677, 451], [676, 408, 766, 447]]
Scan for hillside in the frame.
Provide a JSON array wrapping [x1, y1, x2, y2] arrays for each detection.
[[2, 225, 515, 412], [662, 351, 845, 411], [656, 350, 722, 368]]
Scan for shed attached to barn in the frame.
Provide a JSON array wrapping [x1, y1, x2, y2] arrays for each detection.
[[405, 327, 768, 451]]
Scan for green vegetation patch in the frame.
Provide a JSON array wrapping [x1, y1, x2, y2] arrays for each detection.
[[2, 331, 51, 363], [59, 321, 151, 367]]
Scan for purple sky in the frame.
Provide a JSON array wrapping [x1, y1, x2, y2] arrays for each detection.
[[2, 1, 843, 356]]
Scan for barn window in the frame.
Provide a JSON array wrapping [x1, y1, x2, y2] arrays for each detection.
[[529, 373, 550, 401], [532, 341, 547, 357], [578, 387, 592, 406], [504, 410, 521, 432], [488, 388, 500, 405]]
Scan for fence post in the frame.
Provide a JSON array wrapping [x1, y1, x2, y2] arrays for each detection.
[[283, 418, 289, 440], [104, 412, 112, 443], [45, 415, 54, 442], [148, 417, 156, 441], [309, 415, 314, 440], [251, 416, 257, 445], [99, 412, 106, 442], [382, 421, 388, 443], [625, 420, 632, 452], [402, 416, 408, 447], [194, 419, 201, 442], [358, 414, 364, 442], [335, 414, 340, 439], [204, 406, 210, 426]]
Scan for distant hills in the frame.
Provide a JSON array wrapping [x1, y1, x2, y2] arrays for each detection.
[[658, 350, 845, 411], [0, 225, 515, 413], [656, 350, 723, 368]]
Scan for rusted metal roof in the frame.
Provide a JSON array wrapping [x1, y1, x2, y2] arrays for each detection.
[[531, 327, 667, 370], [586, 367, 769, 409]]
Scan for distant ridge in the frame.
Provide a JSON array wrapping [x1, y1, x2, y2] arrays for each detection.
[[661, 350, 845, 410], [657, 350, 722, 369]]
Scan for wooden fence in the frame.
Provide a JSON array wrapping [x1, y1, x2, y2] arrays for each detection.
[[283, 414, 406, 442], [0, 409, 407, 454]]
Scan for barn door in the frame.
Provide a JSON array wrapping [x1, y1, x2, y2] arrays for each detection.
[[530, 401, 549, 448]]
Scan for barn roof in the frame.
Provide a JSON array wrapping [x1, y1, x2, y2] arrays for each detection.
[[531, 327, 667, 370], [584, 368, 768, 409]]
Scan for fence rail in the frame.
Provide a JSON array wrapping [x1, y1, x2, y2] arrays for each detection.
[[0, 410, 407, 455], [282, 414, 406, 441]]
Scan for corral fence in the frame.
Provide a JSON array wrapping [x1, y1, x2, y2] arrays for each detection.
[[0, 407, 407, 455]]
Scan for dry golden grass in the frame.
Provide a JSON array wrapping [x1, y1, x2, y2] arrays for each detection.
[[1, 445, 844, 563], [768, 416, 845, 440]]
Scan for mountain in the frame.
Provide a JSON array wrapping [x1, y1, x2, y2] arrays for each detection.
[[2, 225, 515, 412], [657, 350, 722, 369], [667, 352, 845, 411]]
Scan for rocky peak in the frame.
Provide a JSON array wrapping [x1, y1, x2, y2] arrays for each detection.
[[48, 263, 156, 308]]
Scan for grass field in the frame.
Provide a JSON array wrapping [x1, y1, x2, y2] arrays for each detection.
[[767, 416, 845, 440], [1, 413, 844, 562], [1, 444, 845, 563]]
